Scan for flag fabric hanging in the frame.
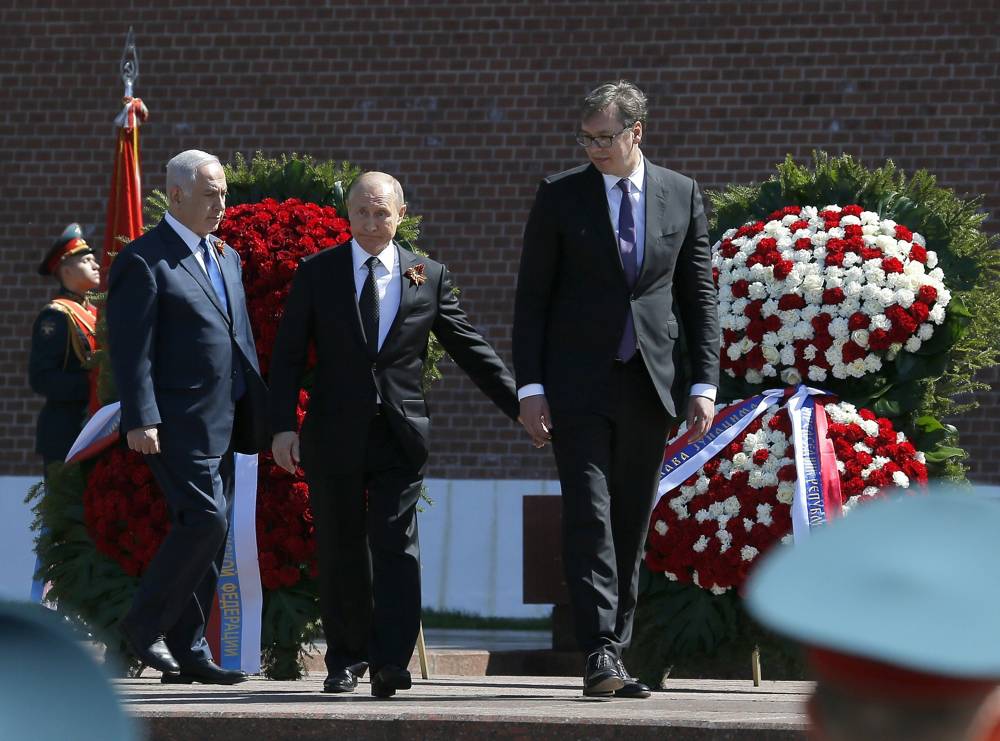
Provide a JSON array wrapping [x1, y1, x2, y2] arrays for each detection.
[[102, 97, 147, 279]]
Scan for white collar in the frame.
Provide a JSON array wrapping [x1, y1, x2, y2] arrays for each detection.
[[602, 157, 645, 196], [164, 211, 212, 253], [351, 238, 396, 274]]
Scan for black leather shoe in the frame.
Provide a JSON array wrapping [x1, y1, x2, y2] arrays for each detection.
[[613, 657, 651, 698], [370, 665, 411, 698], [119, 623, 179, 674], [583, 649, 625, 697], [324, 666, 362, 693], [161, 659, 247, 685]]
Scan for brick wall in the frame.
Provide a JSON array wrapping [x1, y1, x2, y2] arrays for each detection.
[[2, 0, 998, 479]]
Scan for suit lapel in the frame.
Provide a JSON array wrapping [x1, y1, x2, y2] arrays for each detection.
[[636, 159, 669, 292], [580, 164, 628, 287], [335, 244, 368, 353], [380, 244, 419, 354], [159, 221, 230, 322]]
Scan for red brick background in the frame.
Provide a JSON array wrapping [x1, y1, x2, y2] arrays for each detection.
[[2, 1, 998, 479]]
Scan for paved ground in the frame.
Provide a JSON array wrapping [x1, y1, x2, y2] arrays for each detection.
[[118, 673, 811, 740]]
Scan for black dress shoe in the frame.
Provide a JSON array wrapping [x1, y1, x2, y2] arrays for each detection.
[[119, 623, 179, 674], [161, 659, 247, 685], [324, 667, 361, 693], [370, 665, 411, 698], [583, 649, 625, 697], [613, 657, 651, 699]]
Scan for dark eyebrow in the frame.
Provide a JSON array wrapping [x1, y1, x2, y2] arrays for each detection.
[[578, 126, 616, 136]]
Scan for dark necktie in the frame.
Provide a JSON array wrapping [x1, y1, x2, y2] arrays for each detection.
[[616, 178, 638, 362], [359, 255, 381, 357], [199, 238, 245, 399]]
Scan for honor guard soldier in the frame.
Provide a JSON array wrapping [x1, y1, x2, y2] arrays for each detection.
[[29, 223, 101, 469], [746, 493, 1000, 741]]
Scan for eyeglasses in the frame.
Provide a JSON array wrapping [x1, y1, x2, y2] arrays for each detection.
[[575, 122, 634, 149]]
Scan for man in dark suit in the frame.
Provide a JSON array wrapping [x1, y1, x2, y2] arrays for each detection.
[[107, 150, 268, 685], [513, 80, 720, 698], [269, 172, 521, 698]]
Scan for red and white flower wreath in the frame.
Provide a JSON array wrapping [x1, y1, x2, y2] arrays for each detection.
[[644, 399, 927, 594], [714, 205, 951, 385]]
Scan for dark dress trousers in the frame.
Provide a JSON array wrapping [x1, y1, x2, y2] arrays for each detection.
[[512, 160, 720, 657], [269, 242, 519, 674], [106, 219, 268, 664]]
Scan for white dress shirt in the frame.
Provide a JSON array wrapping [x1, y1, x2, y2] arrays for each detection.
[[517, 159, 716, 404], [351, 238, 401, 352], [164, 211, 224, 276], [603, 158, 647, 269]]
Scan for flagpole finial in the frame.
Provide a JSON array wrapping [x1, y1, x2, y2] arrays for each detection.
[[120, 27, 138, 98]]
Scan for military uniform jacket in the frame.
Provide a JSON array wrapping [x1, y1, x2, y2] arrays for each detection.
[[28, 294, 96, 462]]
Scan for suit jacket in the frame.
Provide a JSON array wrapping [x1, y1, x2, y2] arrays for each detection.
[[106, 219, 268, 457], [512, 159, 720, 418], [269, 242, 519, 471]]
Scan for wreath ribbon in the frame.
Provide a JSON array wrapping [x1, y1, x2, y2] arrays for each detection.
[[658, 384, 844, 541]]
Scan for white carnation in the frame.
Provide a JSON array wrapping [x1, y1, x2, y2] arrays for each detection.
[[781, 367, 802, 385], [757, 503, 774, 526]]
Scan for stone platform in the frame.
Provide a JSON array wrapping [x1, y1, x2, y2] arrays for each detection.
[[117, 674, 811, 740]]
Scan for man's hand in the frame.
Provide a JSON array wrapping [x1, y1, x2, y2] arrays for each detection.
[[272, 431, 300, 474], [126, 425, 160, 455], [519, 394, 552, 448], [686, 396, 715, 443]]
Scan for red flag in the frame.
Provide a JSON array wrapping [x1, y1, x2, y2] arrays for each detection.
[[102, 97, 147, 282]]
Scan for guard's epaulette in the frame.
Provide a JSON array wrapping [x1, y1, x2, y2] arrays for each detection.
[[44, 300, 71, 314]]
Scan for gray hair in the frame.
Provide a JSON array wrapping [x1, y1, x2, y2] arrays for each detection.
[[581, 80, 648, 127], [346, 171, 406, 209], [165, 150, 221, 193]]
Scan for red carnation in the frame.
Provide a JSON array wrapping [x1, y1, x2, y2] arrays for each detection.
[[773, 260, 794, 280], [745, 300, 764, 320], [882, 257, 904, 274], [822, 287, 845, 305], [869, 328, 892, 350], [848, 312, 871, 330], [841, 341, 867, 363], [778, 294, 807, 310], [778, 464, 797, 482], [909, 301, 930, 324]]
